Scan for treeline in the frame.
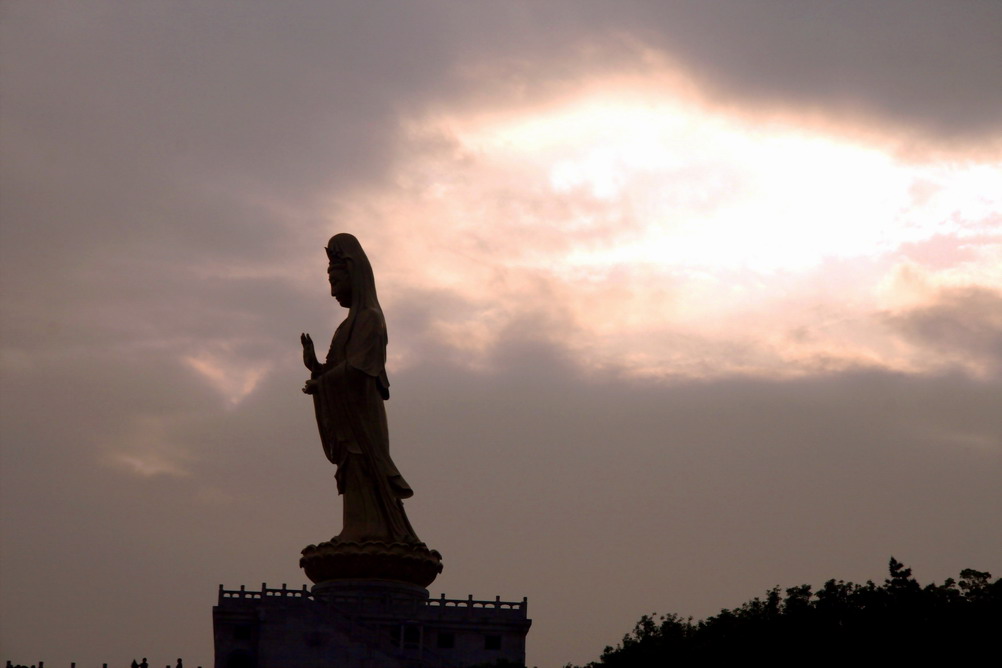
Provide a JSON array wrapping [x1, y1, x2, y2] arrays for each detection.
[[570, 558, 1001, 666]]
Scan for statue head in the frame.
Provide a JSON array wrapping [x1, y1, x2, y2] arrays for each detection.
[[325, 233, 381, 314], [324, 234, 389, 395], [327, 255, 352, 307]]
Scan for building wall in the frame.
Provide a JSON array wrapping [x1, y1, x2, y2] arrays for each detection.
[[213, 584, 531, 668]]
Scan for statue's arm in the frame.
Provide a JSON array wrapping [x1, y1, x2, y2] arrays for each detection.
[[302, 310, 384, 395], [301, 332, 324, 394], [301, 332, 322, 373], [302, 358, 353, 395]]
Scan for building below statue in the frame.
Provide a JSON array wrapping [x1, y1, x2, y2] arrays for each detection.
[[213, 581, 531, 668]]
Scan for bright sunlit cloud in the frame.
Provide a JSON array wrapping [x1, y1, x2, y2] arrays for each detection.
[[338, 81, 1002, 379], [449, 95, 1000, 274]]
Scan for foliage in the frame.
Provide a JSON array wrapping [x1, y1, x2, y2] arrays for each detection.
[[569, 558, 1001, 666]]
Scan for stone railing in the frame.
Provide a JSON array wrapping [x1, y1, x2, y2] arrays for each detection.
[[218, 583, 312, 602], [218, 584, 527, 613], [426, 593, 528, 612], [6, 660, 201, 668]]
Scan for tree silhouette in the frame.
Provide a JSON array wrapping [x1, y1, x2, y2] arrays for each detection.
[[569, 558, 1001, 667]]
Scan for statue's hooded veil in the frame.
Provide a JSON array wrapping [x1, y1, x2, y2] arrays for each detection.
[[326, 233, 390, 399]]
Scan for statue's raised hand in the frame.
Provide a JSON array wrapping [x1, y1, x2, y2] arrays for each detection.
[[301, 332, 320, 373]]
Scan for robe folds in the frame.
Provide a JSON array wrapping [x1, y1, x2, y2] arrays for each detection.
[[311, 307, 417, 543]]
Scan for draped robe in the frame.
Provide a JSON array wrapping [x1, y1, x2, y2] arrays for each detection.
[[311, 306, 417, 543]]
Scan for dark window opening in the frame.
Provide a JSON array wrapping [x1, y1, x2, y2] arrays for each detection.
[[225, 650, 255, 668], [437, 631, 455, 649], [403, 624, 421, 649], [485, 634, 502, 650]]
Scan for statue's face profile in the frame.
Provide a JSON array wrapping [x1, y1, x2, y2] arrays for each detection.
[[329, 263, 352, 307]]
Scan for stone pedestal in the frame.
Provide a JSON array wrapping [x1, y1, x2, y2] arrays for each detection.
[[311, 578, 429, 605], [300, 538, 443, 588]]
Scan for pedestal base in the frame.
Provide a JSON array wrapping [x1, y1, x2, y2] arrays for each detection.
[[311, 578, 429, 604], [300, 538, 443, 588]]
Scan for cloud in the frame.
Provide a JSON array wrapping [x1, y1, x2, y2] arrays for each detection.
[[107, 415, 194, 478], [331, 84, 1000, 381], [183, 351, 272, 407], [885, 285, 1002, 378], [612, 0, 1002, 151]]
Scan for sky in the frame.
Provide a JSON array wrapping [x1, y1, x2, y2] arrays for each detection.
[[1, 1, 1000, 666]]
